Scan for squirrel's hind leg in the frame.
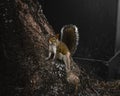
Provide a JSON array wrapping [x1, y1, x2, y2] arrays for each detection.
[[63, 52, 71, 70]]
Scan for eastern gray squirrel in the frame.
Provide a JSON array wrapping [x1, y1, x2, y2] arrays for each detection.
[[46, 24, 79, 70]]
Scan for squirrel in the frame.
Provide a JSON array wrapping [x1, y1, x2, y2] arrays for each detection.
[[46, 24, 79, 70]]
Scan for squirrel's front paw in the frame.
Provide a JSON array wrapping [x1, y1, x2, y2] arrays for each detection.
[[45, 57, 50, 60]]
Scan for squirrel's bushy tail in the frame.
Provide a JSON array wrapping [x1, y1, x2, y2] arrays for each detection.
[[61, 24, 79, 55]]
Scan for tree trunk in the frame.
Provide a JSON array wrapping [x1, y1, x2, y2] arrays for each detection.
[[0, 0, 52, 95], [0, 0, 80, 96]]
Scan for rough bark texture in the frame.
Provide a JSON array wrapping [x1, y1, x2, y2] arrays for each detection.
[[0, 0, 80, 96]]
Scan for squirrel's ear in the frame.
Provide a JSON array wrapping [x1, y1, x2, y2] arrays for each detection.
[[55, 34, 59, 39]]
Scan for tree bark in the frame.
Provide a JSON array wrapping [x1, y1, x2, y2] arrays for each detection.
[[0, 0, 53, 96], [0, 0, 80, 96]]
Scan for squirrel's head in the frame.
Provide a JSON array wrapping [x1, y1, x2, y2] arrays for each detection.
[[48, 34, 59, 45]]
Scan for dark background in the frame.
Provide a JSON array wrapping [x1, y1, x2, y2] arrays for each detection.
[[39, 0, 118, 61]]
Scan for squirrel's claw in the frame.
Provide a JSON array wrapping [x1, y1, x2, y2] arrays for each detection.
[[45, 57, 50, 60]]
